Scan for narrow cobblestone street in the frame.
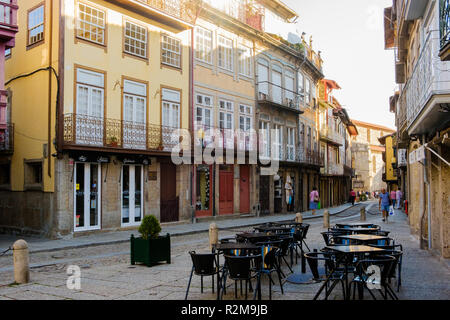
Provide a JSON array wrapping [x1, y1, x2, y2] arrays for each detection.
[[0, 203, 448, 300]]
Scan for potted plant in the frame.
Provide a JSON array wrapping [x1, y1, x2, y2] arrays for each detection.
[[108, 136, 119, 147], [130, 215, 171, 267]]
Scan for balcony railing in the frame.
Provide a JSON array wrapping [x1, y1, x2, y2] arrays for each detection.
[[193, 124, 257, 152], [0, 0, 18, 32], [0, 123, 13, 154], [297, 148, 324, 166], [319, 126, 345, 146], [63, 114, 181, 152], [137, 0, 195, 25], [440, 0, 450, 52], [258, 82, 302, 113], [400, 31, 450, 128]]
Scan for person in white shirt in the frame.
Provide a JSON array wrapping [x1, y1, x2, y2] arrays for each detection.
[[396, 188, 403, 209]]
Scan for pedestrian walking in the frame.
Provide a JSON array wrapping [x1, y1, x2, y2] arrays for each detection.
[[349, 189, 356, 206], [396, 188, 403, 209], [310, 187, 319, 215], [390, 189, 397, 209], [285, 176, 293, 212], [379, 188, 391, 223]]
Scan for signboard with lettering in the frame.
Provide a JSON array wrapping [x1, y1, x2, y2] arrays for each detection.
[[409, 146, 425, 164], [148, 171, 157, 181]]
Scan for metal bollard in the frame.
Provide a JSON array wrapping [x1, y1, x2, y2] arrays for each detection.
[[13, 240, 29, 284], [360, 207, 366, 221], [295, 212, 303, 223], [209, 223, 218, 250], [323, 210, 330, 228]]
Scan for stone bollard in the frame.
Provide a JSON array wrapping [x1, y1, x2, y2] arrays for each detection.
[[209, 223, 218, 250], [323, 210, 330, 229], [360, 207, 366, 221], [295, 212, 303, 223], [13, 240, 30, 284]]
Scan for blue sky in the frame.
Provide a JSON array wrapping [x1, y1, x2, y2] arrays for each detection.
[[283, 0, 396, 129]]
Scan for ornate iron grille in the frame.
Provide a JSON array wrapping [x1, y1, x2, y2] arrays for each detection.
[[441, 0, 450, 49], [0, 123, 13, 153]]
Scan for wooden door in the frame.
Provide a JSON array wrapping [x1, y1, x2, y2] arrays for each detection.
[[160, 162, 179, 223], [219, 166, 234, 215], [240, 165, 250, 214], [259, 175, 270, 215]]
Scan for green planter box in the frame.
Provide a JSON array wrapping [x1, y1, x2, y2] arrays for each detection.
[[130, 233, 171, 267]]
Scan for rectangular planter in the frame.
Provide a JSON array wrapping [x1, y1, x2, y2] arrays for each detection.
[[130, 233, 171, 267]]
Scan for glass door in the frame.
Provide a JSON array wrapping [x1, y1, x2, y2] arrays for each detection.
[[74, 163, 101, 231], [121, 165, 143, 226]]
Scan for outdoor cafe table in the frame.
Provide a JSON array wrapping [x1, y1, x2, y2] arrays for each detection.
[[254, 226, 292, 233], [335, 222, 379, 228], [331, 226, 380, 235], [313, 245, 387, 300], [213, 242, 261, 300], [236, 232, 277, 243], [334, 234, 389, 245]]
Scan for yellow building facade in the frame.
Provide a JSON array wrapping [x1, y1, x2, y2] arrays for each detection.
[[1, 0, 194, 236]]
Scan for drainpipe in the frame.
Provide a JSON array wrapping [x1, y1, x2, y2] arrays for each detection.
[[48, 0, 54, 178], [421, 134, 431, 249]]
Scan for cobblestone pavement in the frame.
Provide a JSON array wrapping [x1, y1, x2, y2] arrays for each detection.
[[0, 204, 448, 300]]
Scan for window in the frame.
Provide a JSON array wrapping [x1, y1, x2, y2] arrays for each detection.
[[285, 70, 295, 104], [195, 27, 212, 64], [259, 121, 270, 158], [196, 94, 213, 128], [239, 105, 252, 132], [238, 46, 252, 77], [161, 34, 181, 68], [273, 124, 283, 160], [123, 80, 147, 149], [28, 4, 44, 46], [24, 161, 43, 189], [162, 88, 180, 128], [305, 78, 311, 105], [257, 59, 269, 95], [287, 127, 295, 161], [219, 99, 233, 129], [76, 68, 105, 146], [77, 2, 106, 45], [218, 35, 233, 71], [299, 122, 305, 151], [367, 128, 371, 143], [307, 126, 312, 150], [5, 48, 11, 58], [124, 21, 147, 58]]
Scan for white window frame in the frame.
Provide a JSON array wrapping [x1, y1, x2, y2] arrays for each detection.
[[124, 20, 147, 59], [273, 124, 283, 160], [239, 104, 252, 132], [218, 35, 233, 71], [305, 78, 311, 105], [28, 4, 44, 46], [195, 93, 213, 128], [259, 120, 270, 159], [195, 26, 213, 64], [76, 2, 106, 45], [161, 34, 181, 68], [121, 164, 144, 227], [287, 127, 296, 161], [219, 99, 234, 130], [162, 88, 181, 128], [238, 45, 252, 77]]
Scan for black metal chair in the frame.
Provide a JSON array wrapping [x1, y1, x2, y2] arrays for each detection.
[[305, 250, 346, 300], [222, 254, 262, 300], [185, 251, 220, 300], [350, 255, 397, 300], [275, 235, 294, 275], [321, 231, 346, 246], [255, 241, 284, 300]]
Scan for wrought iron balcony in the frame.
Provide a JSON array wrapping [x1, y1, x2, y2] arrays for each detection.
[[0, 123, 13, 154], [297, 148, 324, 167], [319, 126, 344, 146], [193, 124, 257, 153], [400, 31, 450, 131], [440, 0, 450, 60], [63, 113, 181, 153], [0, 0, 18, 43], [257, 82, 303, 114]]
